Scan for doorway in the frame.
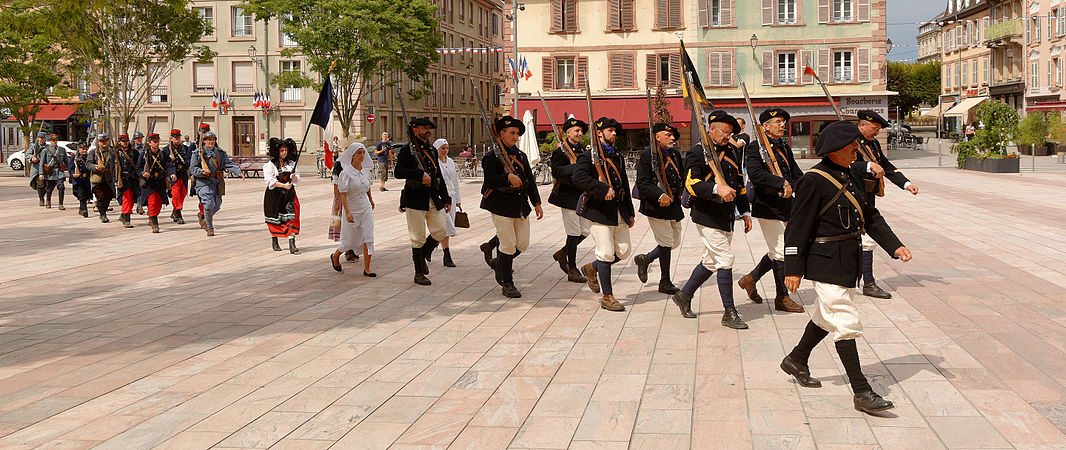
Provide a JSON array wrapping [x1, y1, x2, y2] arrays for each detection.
[[233, 117, 255, 156]]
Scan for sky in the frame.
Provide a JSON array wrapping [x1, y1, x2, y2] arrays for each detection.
[[886, 0, 948, 62]]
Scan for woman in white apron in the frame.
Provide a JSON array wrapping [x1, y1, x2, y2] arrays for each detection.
[[329, 143, 376, 277], [434, 138, 461, 267]]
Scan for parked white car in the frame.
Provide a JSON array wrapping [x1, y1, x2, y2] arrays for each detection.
[[7, 141, 78, 171]]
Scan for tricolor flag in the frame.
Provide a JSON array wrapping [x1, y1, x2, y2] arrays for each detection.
[[519, 57, 533, 80], [679, 40, 711, 109], [507, 57, 517, 80], [253, 91, 262, 109], [804, 57, 822, 83]]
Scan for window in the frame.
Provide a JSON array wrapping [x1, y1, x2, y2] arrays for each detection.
[[552, 0, 578, 33], [945, 64, 951, 89], [955, 63, 960, 88], [77, 68, 91, 94], [195, 7, 213, 38], [984, 57, 989, 85], [280, 15, 296, 46], [777, 0, 796, 25], [659, 55, 672, 85], [1032, 62, 1040, 88], [232, 61, 254, 92], [1059, 7, 1065, 36], [608, 53, 635, 88], [1057, 59, 1063, 87], [655, 0, 682, 29], [960, 62, 966, 87], [281, 61, 301, 101], [148, 64, 168, 104], [193, 63, 214, 93], [1034, 16, 1041, 42], [607, 0, 635, 31], [555, 57, 575, 89], [1049, 59, 1055, 87], [971, 60, 977, 85], [232, 7, 253, 37], [777, 52, 797, 84], [705, 51, 734, 87], [833, 0, 852, 22], [493, 13, 499, 36], [710, 0, 722, 26], [833, 50, 853, 83]]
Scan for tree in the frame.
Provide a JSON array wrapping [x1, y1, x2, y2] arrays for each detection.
[[1016, 112, 1048, 148], [0, 1, 69, 150], [652, 83, 673, 124], [241, 0, 443, 140], [950, 101, 1020, 167], [887, 61, 941, 117], [51, 0, 214, 135]]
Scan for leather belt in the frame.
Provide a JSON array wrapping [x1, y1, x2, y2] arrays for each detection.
[[814, 232, 861, 243]]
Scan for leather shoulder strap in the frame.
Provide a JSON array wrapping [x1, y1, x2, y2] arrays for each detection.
[[807, 168, 864, 224]]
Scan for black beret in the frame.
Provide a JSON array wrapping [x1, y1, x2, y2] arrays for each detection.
[[814, 120, 861, 156], [759, 108, 791, 124], [562, 117, 588, 134], [857, 110, 889, 127], [706, 110, 741, 134], [495, 115, 525, 136], [410, 117, 437, 129], [652, 123, 679, 140], [593, 117, 623, 133]]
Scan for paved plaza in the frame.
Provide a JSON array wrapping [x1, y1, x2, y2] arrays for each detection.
[[0, 165, 1065, 449]]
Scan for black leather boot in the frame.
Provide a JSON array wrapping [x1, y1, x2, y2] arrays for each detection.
[[854, 391, 894, 413], [174, 210, 185, 224], [413, 248, 431, 285], [671, 291, 696, 319], [863, 281, 892, 299], [780, 355, 822, 388], [422, 236, 438, 262], [479, 240, 495, 267], [272, 237, 282, 251], [552, 248, 569, 275], [721, 307, 749, 329], [442, 248, 456, 267], [149, 216, 159, 233], [633, 253, 650, 284], [288, 237, 299, 254], [499, 253, 521, 298], [120, 213, 133, 228], [658, 279, 680, 295]]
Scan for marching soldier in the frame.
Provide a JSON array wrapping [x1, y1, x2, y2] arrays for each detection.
[[853, 110, 919, 299], [480, 116, 543, 298], [190, 131, 244, 236], [738, 108, 806, 314], [165, 129, 192, 224], [27, 131, 48, 206], [86, 133, 116, 223], [70, 142, 92, 217], [137, 133, 172, 233], [132, 131, 145, 152], [780, 120, 912, 414], [113, 135, 142, 228], [633, 123, 685, 295], [671, 112, 753, 327], [38, 134, 69, 210], [546, 117, 590, 283], [394, 117, 451, 286], [573, 117, 635, 312]]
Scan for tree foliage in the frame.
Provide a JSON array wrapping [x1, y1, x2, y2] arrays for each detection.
[[240, 0, 443, 139], [887, 61, 941, 117], [0, 1, 70, 148], [1016, 112, 1048, 147], [950, 101, 1020, 167], [653, 83, 673, 125], [50, 0, 214, 135]]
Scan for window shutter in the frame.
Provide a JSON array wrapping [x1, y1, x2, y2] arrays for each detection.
[[565, 0, 578, 32], [762, 50, 774, 85], [609, 53, 623, 88], [621, 0, 635, 30], [622, 54, 635, 88], [857, 0, 869, 22], [647, 54, 659, 87], [724, 52, 734, 86], [762, 0, 773, 25], [669, 53, 681, 87], [194, 63, 214, 86], [608, 0, 620, 31], [576, 56, 588, 89], [801, 49, 813, 84], [722, 0, 732, 27], [656, 0, 667, 28], [698, 0, 708, 27], [551, 0, 562, 32], [542, 56, 554, 91], [818, 0, 829, 24], [707, 52, 721, 86], [857, 48, 870, 83], [818, 48, 830, 81]]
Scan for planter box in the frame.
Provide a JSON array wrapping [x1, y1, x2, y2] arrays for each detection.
[[1035, 143, 1054, 156], [963, 156, 1020, 173], [1019, 144, 1033, 155]]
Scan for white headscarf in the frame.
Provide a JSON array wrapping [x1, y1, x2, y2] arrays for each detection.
[[433, 138, 449, 150], [337, 142, 369, 192]]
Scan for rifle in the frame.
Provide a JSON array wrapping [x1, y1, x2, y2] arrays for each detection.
[[395, 86, 430, 176], [684, 71, 727, 189], [805, 58, 884, 196], [738, 73, 784, 178], [471, 79, 519, 193], [536, 91, 576, 163], [646, 87, 670, 198], [582, 77, 610, 190]]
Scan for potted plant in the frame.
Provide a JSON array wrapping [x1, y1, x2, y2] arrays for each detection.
[[951, 101, 1021, 173], [1017, 112, 1047, 157], [1047, 111, 1066, 156]]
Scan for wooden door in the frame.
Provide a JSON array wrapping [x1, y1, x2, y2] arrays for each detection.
[[233, 117, 254, 156]]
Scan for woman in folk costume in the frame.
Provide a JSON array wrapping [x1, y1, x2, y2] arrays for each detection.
[[329, 142, 376, 277], [264, 138, 302, 253], [431, 138, 461, 268]]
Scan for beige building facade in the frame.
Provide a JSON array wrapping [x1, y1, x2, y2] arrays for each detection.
[[938, 0, 991, 133], [918, 14, 943, 64]]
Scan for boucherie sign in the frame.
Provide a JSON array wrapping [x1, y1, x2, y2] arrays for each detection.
[[840, 96, 888, 116]]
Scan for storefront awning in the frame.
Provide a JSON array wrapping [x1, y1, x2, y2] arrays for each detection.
[[943, 97, 988, 117], [1026, 101, 1066, 111], [516, 96, 690, 131], [4, 104, 78, 121], [922, 102, 955, 118]]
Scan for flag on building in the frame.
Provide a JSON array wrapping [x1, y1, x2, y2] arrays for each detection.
[[520, 57, 533, 80], [507, 57, 517, 80]]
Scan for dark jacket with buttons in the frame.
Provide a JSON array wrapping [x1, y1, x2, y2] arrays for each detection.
[[548, 141, 585, 210], [395, 140, 451, 211], [572, 145, 634, 227], [636, 144, 685, 221], [480, 146, 541, 218], [685, 143, 750, 231], [849, 137, 911, 208], [744, 138, 803, 221]]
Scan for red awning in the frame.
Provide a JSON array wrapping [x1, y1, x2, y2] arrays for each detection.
[[5, 104, 78, 121], [1026, 101, 1066, 111], [517, 96, 692, 131], [710, 100, 833, 108]]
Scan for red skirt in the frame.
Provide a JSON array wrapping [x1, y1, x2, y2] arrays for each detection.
[[266, 193, 300, 237]]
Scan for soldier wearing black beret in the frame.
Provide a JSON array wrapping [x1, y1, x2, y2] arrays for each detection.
[[395, 117, 452, 286], [478, 115, 542, 298], [544, 117, 592, 283], [572, 117, 634, 312], [670, 111, 753, 327], [780, 120, 912, 414], [852, 109, 919, 299], [738, 107, 806, 314], [632, 122, 685, 296]]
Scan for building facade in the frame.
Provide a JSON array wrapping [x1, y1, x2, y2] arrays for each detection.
[[509, 0, 893, 157], [918, 14, 944, 64], [985, 0, 1024, 113], [938, 0, 991, 133], [1020, 0, 1066, 113]]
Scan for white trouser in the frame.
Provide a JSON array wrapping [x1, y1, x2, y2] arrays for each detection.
[[589, 213, 631, 262], [406, 207, 447, 248], [648, 217, 683, 249], [696, 225, 734, 271], [491, 214, 531, 255], [758, 218, 786, 261], [811, 281, 863, 341], [861, 233, 877, 252], [561, 207, 591, 237]]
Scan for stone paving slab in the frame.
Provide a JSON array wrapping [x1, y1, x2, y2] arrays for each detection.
[[0, 167, 1064, 449]]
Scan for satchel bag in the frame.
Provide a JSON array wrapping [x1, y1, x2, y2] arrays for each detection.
[[454, 206, 470, 228], [90, 172, 103, 184], [218, 177, 226, 196], [42, 164, 52, 175]]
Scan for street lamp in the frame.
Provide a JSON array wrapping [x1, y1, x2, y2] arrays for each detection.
[[506, 2, 525, 116], [750, 34, 759, 60], [247, 45, 266, 72]]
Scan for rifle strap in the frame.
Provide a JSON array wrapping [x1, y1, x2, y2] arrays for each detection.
[[654, 145, 676, 198], [808, 168, 865, 227]]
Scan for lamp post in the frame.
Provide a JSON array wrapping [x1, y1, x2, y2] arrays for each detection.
[[750, 34, 759, 60], [248, 43, 272, 143], [506, 2, 525, 116]]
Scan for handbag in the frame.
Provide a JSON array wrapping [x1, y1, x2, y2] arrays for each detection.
[[454, 206, 470, 228]]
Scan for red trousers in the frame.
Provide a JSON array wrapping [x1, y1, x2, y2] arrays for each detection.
[[121, 190, 134, 214], [146, 192, 162, 217], [267, 195, 301, 238], [171, 180, 187, 210]]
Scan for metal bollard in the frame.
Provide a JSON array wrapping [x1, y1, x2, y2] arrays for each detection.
[[1058, 152, 1065, 164]]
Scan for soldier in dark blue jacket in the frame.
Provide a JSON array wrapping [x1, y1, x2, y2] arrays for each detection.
[[671, 112, 753, 327], [738, 108, 806, 314], [165, 129, 192, 224], [573, 117, 634, 312], [781, 120, 911, 414], [137, 133, 172, 233], [545, 118, 591, 283], [480, 116, 542, 298], [395, 117, 451, 286], [632, 123, 685, 295], [69, 141, 92, 217], [114, 134, 141, 228]]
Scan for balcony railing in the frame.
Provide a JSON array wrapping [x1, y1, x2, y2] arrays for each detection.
[[281, 88, 301, 102], [986, 19, 1022, 42]]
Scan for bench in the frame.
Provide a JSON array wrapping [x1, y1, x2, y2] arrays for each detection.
[[230, 156, 271, 178]]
